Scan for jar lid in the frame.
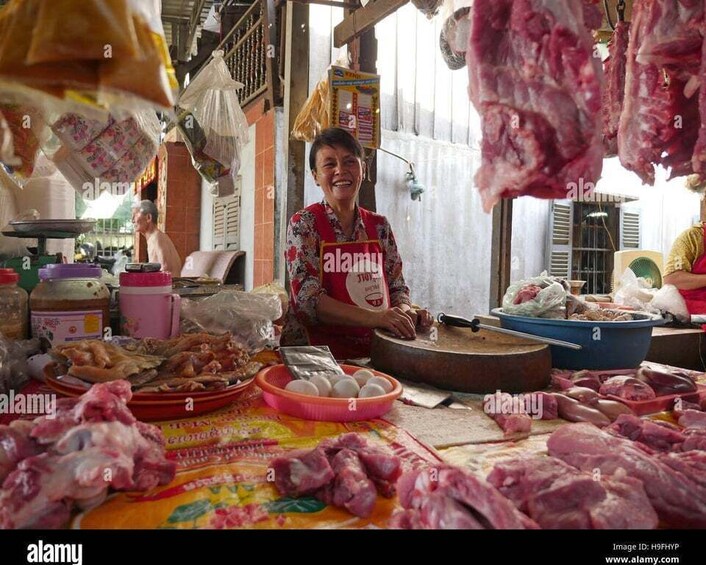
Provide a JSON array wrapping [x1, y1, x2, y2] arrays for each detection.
[[0, 268, 19, 284], [38, 263, 102, 281], [120, 271, 173, 287]]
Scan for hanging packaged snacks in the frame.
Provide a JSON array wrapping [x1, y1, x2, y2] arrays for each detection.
[[0, 0, 99, 94], [27, 0, 138, 64], [100, 13, 175, 110]]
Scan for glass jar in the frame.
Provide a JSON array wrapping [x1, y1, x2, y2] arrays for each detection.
[[30, 264, 110, 345], [0, 268, 28, 340]]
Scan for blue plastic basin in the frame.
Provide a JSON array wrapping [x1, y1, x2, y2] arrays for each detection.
[[490, 308, 666, 370]]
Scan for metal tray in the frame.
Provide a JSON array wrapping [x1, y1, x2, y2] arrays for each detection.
[[8, 219, 96, 237]]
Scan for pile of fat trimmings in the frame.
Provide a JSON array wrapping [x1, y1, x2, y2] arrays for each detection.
[[284, 369, 392, 399]]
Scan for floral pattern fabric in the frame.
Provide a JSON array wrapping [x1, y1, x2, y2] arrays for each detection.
[[282, 200, 411, 345]]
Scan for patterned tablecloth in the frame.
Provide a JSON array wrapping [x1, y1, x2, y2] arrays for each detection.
[[70, 387, 440, 530]]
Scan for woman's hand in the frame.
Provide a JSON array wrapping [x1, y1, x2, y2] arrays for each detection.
[[373, 307, 417, 339], [399, 306, 434, 331], [412, 308, 434, 330]]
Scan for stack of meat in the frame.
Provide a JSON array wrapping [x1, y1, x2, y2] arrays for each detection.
[[270, 432, 402, 518], [0, 380, 176, 529]]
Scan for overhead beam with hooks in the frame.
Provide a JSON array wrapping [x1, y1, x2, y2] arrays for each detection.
[[333, 0, 409, 48]]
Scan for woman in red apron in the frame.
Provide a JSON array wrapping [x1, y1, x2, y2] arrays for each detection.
[[283, 128, 433, 359], [664, 223, 706, 315]]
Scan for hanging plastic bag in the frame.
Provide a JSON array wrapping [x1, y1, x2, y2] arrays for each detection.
[[0, 110, 19, 167], [0, 103, 45, 180], [179, 51, 249, 161], [291, 75, 331, 142], [502, 274, 568, 318]]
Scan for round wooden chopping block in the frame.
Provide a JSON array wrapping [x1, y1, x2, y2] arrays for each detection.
[[370, 324, 551, 393]]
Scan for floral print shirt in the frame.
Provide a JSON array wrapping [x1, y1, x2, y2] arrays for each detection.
[[282, 200, 411, 345]]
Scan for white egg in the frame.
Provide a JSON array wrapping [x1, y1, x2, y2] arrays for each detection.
[[359, 383, 387, 398], [309, 374, 332, 397], [331, 378, 360, 398], [367, 376, 393, 393], [285, 379, 320, 396], [328, 373, 350, 386], [352, 369, 375, 387]]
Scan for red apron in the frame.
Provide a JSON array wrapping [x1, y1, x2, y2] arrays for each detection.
[[679, 227, 706, 315], [304, 203, 390, 359]]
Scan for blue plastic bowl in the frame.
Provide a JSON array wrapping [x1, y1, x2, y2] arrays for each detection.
[[490, 308, 666, 370]]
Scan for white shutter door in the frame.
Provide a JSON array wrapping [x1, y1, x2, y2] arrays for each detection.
[[547, 200, 573, 278], [619, 208, 641, 250], [212, 199, 226, 251], [213, 182, 241, 251]]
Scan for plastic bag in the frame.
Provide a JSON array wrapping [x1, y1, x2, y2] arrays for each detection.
[[0, 110, 19, 167], [651, 284, 689, 323], [0, 0, 174, 120], [27, 0, 138, 64], [613, 268, 659, 312], [180, 291, 283, 354], [179, 51, 249, 172], [100, 4, 176, 110], [291, 75, 331, 142], [502, 274, 568, 318], [0, 103, 45, 179], [0, 333, 41, 395], [51, 108, 160, 191]]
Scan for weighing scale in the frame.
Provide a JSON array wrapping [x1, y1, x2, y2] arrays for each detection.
[[1, 219, 96, 292]]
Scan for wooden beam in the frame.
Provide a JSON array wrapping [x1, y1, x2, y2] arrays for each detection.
[[353, 27, 378, 212], [279, 0, 310, 286], [489, 199, 514, 311], [287, 0, 359, 8], [334, 0, 409, 48]]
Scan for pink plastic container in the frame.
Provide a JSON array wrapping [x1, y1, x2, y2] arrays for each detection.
[[119, 271, 181, 338], [255, 364, 402, 422]]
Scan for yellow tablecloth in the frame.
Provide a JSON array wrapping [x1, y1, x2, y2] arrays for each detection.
[[74, 389, 439, 529]]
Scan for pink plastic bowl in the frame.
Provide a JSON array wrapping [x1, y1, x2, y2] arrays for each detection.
[[255, 364, 402, 422]]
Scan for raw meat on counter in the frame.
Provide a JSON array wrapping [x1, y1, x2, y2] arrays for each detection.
[[599, 375, 657, 401], [390, 465, 539, 529], [548, 423, 706, 527], [634, 367, 697, 396], [0, 381, 176, 529], [678, 409, 706, 430], [270, 432, 402, 518], [467, 0, 602, 211], [607, 414, 687, 453], [487, 455, 658, 529]]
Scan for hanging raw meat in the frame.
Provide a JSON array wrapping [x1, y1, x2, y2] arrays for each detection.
[[467, 0, 603, 212], [617, 0, 703, 185], [692, 28, 706, 177], [602, 21, 630, 156]]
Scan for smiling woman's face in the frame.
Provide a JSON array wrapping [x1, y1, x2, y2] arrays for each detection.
[[312, 144, 364, 208]]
